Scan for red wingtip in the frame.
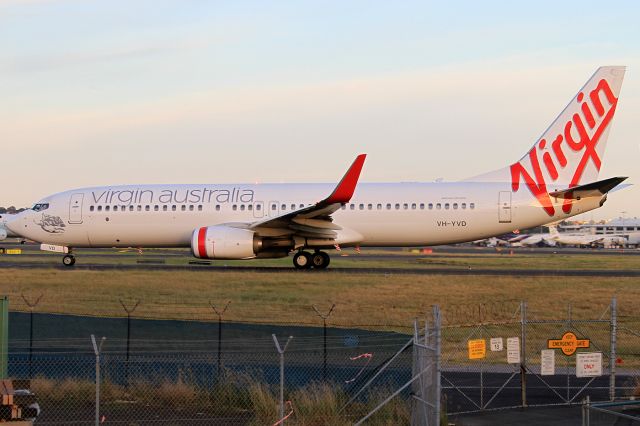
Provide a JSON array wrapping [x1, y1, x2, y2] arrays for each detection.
[[325, 154, 367, 204]]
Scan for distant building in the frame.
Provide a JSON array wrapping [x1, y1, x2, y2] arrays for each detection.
[[560, 217, 640, 235]]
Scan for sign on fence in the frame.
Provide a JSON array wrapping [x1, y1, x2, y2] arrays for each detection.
[[507, 337, 520, 364], [548, 332, 590, 356], [490, 337, 503, 352], [541, 349, 555, 375], [576, 352, 602, 378], [468, 339, 486, 359]]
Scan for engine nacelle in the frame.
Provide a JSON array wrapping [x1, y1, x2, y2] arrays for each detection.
[[191, 226, 258, 260]]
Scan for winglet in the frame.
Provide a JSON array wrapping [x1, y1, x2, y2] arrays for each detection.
[[549, 176, 628, 199], [324, 154, 367, 204]]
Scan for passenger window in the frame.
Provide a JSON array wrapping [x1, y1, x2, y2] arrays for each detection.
[[90, 206, 95, 212], [189, 205, 194, 211], [137, 205, 142, 211], [240, 205, 245, 211], [198, 205, 203, 211], [428, 203, 433, 210], [411, 203, 416, 210], [247, 204, 252, 211], [395, 203, 400, 210], [341, 205, 346, 210], [359, 204, 364, 210], [403, 203, 408, 210], [113, 206, 118, 211], [386, 203, 391, 210], [105, 206, 110, 212], [154, 205, 159, 211], [436, 203, 441, 210], [462, 203, 466, 209], [271, 204, 276, 211], [129, 205, 134, 211], [233, 205, 238, 211], [350, 204, 355, 210], [121, 205, 126, 211], [281, 204, 286, 210], [172, 205, 177, 211], [377, 204, 382, 210], [256, 204, 261, 211], [445, 203, 450, 210], [181, 205, 186, 211], [145, 205, 150, 211], [367, 204, 372, 210], [453, 203, 458, 210], [419, 203, 424, 210], [216, 205, 221, 211], [97, 206, 102, 212], [162, 205, 168, 211], [300, 204, 304, 209], [470, 203, 475, 210], [291, 204, 296, 210]]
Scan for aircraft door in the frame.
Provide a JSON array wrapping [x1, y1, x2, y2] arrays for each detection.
[[253, 201, 264, 218], [498, 191, 512, 223], [69, 193, 84, 224], [268, 200, 280, 217]]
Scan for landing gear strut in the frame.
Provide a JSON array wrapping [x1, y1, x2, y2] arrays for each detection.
[[62, 254, 76, 267], [293, 250, 330, 270]]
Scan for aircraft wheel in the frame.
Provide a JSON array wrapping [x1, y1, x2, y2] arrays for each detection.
[[293, 251, 312, 269], [311, 251, 330, 269], [62, 254, 76, 267]]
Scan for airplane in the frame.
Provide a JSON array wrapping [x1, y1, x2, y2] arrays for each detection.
[[0, 214, 21, 241], [5, 66, 629, 269], [546, 225, 627, 248], [508, 231, 556, 247]]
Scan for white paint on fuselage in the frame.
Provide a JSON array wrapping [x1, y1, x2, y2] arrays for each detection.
[[7, 181, 604, 249]]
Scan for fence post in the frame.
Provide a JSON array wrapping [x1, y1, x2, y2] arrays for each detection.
[[210, 301, 230, 380], [21, 293, 42, 379], [0, 296, 8, 380], [434, 304, 441, 426], [273, 334, 293, 424], [312, 304, 335, 381], [609, 296, 617, 401], [520, 300, 527, 408], [119, 299, 140, 386], [91, 334, 106, 426]]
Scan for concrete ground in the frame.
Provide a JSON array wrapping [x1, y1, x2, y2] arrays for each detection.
[[448, 406, 584, 426]]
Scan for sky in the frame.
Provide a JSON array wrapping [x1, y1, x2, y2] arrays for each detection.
[[1, 0, 639, 221]]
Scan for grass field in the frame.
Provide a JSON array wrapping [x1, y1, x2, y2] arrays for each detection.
[[2, 256, 638, 329]]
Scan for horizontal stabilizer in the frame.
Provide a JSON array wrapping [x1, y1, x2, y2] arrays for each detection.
[[549, 177, 627, 200]]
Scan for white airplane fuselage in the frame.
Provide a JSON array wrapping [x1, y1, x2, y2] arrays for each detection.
[[8, 181, 604, 249]]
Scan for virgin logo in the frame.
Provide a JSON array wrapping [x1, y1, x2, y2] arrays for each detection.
[[510, 79, 618, 216]]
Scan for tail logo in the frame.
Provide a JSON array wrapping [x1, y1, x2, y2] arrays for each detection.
[[510, 79, 618, 216]]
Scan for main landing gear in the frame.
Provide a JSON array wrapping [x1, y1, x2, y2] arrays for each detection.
[[62, 254, 76, 267], [293, 250, 330, 270]]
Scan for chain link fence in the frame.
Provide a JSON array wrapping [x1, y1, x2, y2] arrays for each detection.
[[3, 297, 640, 424]]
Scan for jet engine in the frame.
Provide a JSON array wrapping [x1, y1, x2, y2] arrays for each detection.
[[191, 226, 260, 260]]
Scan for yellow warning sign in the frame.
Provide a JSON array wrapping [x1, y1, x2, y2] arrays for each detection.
[[5, 249, 21, 255], [548, 332, 590, 356], [468, 339, 486, 360]]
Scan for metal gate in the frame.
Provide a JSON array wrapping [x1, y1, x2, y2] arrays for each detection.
[[68, 193, 84, 224]]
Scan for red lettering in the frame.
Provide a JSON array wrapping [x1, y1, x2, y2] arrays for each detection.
[[511, 78, 618, 216]]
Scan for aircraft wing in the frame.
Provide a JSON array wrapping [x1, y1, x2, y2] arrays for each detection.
[[247, 154, 366, 245]]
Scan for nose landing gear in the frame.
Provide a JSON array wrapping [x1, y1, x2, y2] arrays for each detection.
[[293, 250, 330, 270], [62, 254, 75, 267]]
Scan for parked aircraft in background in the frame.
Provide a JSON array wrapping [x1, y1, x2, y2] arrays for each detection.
[[546, 226, 626, 247], [0, 215, 21, 241], [5, 66, 629, 268]]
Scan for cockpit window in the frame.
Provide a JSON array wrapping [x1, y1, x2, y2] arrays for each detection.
[[31, 203, 50, 211]]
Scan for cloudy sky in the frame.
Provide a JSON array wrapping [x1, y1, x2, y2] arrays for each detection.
[[1, 0, 639, 220]]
